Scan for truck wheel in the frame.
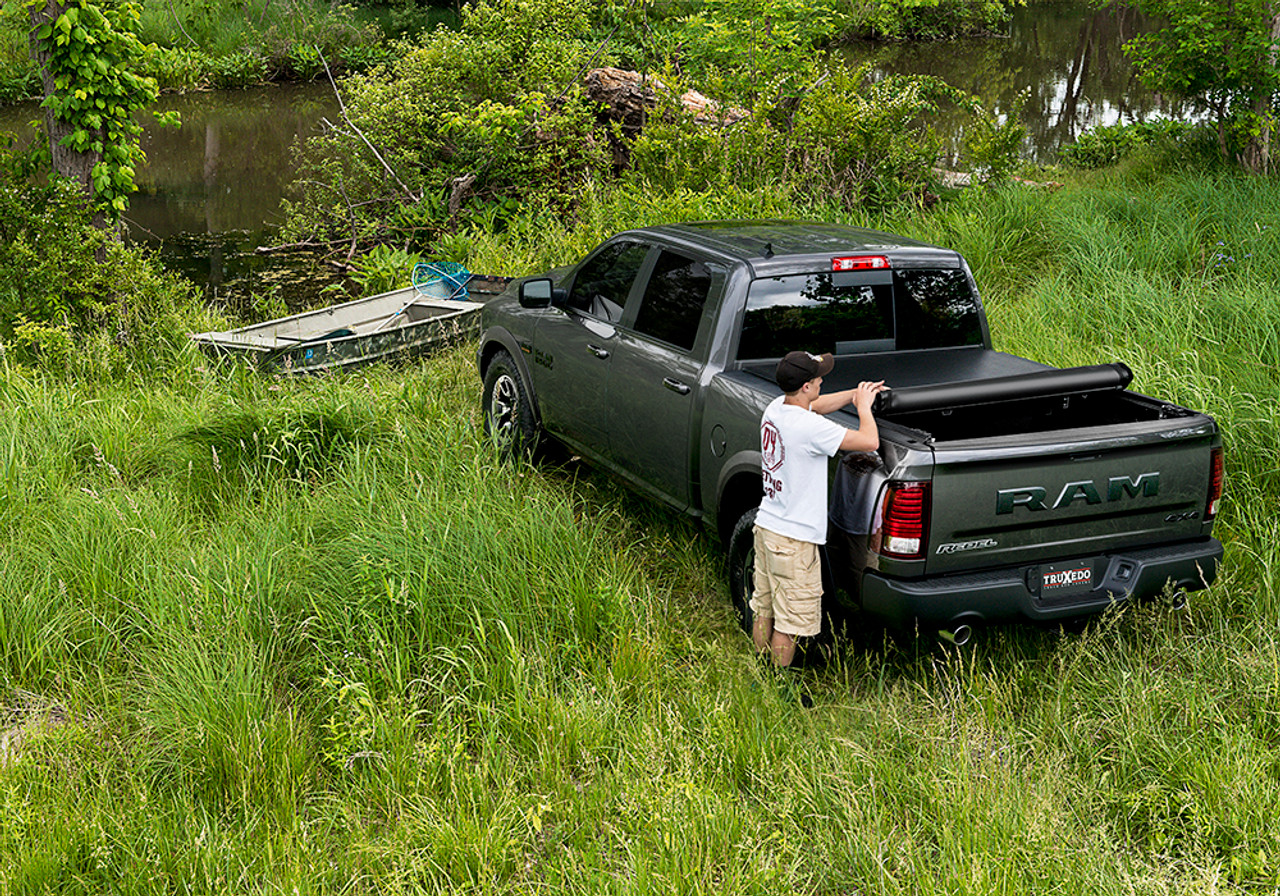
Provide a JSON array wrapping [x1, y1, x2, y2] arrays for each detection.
[[727, 507, 758, 633], [483, 349, 540, 457]]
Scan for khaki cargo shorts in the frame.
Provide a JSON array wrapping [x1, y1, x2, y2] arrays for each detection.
[[750, 525, 823, 637]]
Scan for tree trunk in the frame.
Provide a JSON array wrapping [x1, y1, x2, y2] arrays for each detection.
[[29, 0, 108, 229], [1242, 6, 1280, 172]]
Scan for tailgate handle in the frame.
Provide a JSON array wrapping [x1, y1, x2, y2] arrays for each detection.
[[586, 344, 610, 360], [663, 377, 691, 395]]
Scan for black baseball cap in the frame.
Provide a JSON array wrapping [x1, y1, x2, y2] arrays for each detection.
[[776, 351, 834, 392]]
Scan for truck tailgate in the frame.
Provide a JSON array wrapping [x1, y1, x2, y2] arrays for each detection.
[[925, 417, 1219, 576]]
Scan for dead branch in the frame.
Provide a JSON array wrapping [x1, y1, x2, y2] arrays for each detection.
[[254, 239, 349, 255], [318, 48, 420, 202]]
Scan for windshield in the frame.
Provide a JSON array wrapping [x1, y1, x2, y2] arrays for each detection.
[[738, 268, 984, 360]]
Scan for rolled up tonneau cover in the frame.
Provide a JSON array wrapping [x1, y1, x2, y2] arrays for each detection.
[[872, 362, 1133, 416]]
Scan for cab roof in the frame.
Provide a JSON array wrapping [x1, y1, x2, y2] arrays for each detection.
[[625, 220, 963, 276]]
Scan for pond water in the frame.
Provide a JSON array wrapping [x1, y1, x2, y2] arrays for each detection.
[[128, 82, 345, 314], [0, 81, 343, 313], [0, 3, 1191, 309], [840, 0, 1192, 164]]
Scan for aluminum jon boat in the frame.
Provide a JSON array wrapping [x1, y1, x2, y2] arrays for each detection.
[[189, 278, 507, 374]]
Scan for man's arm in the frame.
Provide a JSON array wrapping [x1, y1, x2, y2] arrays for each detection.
[[816, 381, 886, 453], [809, 380, 886, 416]]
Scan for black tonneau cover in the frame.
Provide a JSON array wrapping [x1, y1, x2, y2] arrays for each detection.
[[873, 363, 1134, 416], [738, 347, 1050, 393]]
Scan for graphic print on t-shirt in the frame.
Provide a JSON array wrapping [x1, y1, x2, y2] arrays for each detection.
[[762, 421, 784, 471], [762, 420, 785, 499]]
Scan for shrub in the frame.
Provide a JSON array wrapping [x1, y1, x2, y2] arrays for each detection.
[[626, 66, 982, 210], [284, 0, 1021, 254], [352, 244, 423, 296], [1060, 119, 1198, 169], [0, 146, 197, 373], [281, 0, 614, 251]]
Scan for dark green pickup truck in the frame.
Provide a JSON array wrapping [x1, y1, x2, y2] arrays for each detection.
[[477, 221, 1224, 641]]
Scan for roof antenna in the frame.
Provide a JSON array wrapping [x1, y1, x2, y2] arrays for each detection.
[[763, 241, 774, 258]]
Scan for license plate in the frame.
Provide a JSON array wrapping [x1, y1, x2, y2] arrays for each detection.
[[1040, 561, 1094, 599]]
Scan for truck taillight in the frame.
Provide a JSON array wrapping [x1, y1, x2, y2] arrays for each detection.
[[832, 255, 890, 272], [1206, 447, 1224, 520], [875, 481, 931, 559]]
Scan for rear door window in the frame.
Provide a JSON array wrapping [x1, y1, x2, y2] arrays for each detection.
[[629, 250, 716, 351], [739, 271, 895, 359]]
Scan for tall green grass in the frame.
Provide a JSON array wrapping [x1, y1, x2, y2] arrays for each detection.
[[2, 166, 1279, 893]]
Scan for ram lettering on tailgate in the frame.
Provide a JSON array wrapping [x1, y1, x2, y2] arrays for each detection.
[[996, 472, 1159, 514]]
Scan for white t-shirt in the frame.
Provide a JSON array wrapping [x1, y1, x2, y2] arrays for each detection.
[[754, 395, 847, 544]]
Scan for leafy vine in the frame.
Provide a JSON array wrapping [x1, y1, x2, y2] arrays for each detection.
[[26, 0, 174, 222]]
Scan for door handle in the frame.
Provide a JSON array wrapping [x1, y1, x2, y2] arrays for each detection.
[[663, 377, 691, 395], [586, 344, 610, 359]]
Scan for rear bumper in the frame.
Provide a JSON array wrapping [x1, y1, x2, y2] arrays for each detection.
[[858, 537, 1223, 628]]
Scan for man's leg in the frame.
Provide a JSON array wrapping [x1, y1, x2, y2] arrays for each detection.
[[752, 613, 774, 655], [750, 525, 776, 656], [764, 535, 821, 669], [768, 629, 798, 666]]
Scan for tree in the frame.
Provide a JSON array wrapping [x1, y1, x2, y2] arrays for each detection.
[[1120, 0, 1280, 172], [25, 0, 165, 227]]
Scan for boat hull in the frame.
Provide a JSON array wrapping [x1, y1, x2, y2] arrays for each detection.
[[191, 287, 487, 374]]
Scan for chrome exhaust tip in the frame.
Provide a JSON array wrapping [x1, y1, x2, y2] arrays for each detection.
[[938, 623, 974, 647]]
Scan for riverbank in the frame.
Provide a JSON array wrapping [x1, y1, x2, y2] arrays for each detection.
[[1, 159, 1278, 892]]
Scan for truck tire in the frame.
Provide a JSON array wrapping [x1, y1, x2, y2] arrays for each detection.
[[727, 507, 758, 633], [483, 349, 540, 457]]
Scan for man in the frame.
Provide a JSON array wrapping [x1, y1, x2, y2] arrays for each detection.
[[753, 350, 887, 667]]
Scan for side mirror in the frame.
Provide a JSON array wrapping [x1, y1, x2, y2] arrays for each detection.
[[518, 278, 568, 309]]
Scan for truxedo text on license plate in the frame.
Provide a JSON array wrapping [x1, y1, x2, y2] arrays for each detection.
[[1040, 561, 1093, 598]]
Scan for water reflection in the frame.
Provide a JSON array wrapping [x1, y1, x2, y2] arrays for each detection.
[[841, 0, 1195, 162], [129, 82, 345, 311], [0, 82, 343, 312]]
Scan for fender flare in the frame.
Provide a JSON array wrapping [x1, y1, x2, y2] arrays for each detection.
[[713, 448, 763, 537], [478, 325, 543, 428]]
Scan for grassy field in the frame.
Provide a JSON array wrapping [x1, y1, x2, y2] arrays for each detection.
[[1, 166, 1278, 894]]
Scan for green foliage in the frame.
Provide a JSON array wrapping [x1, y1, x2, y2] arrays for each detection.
[[285, 0, 1021, 252], [1061, 118, 1199, 168], [0, 6, 39, 101], [0, 172, 114, 332], [666, 0, 842, 101], [622, 66, 975, 209], [962, 95, 1027, 181], [2, 160, 1280, 889], [170, 402, 377, 502], [134, 0, 382, 71], [28, 0, 168, 221], [9, 316, 75, 368], [859, 0, 1019, 39], [0, 144, 198, 371], [645, 0, 1019, 71], [0, 0, 388, 98], [351, 244, 422, 296], [282, 0, 614, 251], [1119, 0, 1280, 170]]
